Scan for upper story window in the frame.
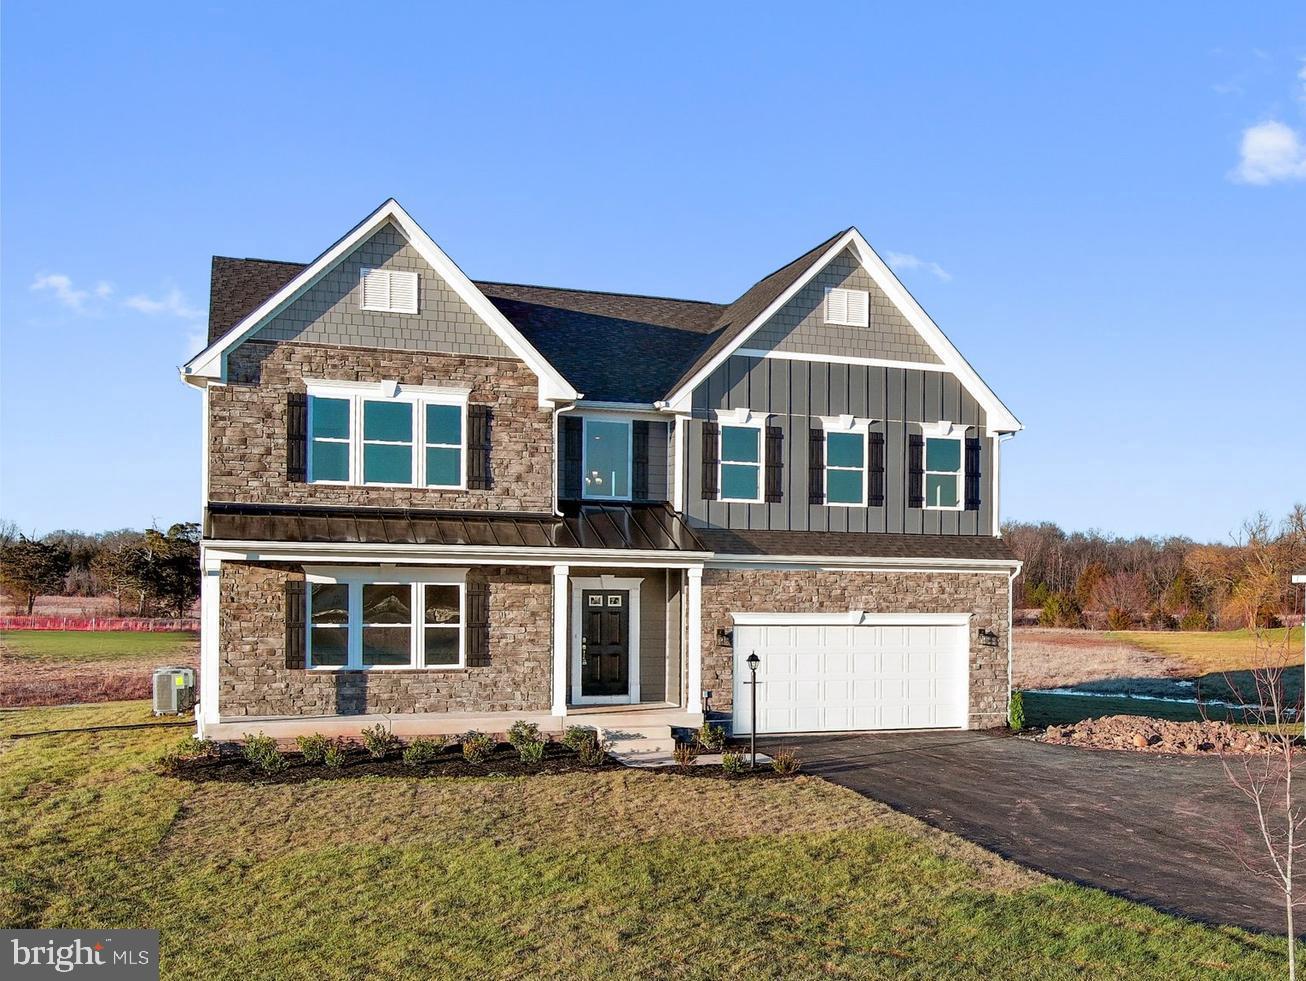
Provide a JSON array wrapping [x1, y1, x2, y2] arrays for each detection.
[[306, 569, 466, 670], [719, 423, 763, 503], [306, 380, 468, 488], [360, 268, 419, 314], [923, 434, 963, 510], [582, 418, 631, 500], [824, 286, 869, 327]]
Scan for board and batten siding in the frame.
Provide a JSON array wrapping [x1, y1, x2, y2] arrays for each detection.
[[684, 354, 993, 535]]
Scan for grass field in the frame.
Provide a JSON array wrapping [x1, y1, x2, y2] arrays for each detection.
[[0, 631, 199, 707], [0, 630, 197, 663], [1108, 628, 1304, 675], [0, 701, 1292, 979]]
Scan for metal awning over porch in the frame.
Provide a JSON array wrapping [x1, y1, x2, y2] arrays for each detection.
[[205, 501, 709, 553]]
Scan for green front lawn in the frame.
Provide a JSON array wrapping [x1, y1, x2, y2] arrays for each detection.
[[1108, 628, 1304, 675], [0, 630, 198, 663], [0, 702, 1290, 979]]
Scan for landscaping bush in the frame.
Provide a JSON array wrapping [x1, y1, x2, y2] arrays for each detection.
[[1039, 592, 1083, 628], [562, 725, 597, 751], [721, 751, 746, 775], [296, 733, 330, 765], [507, 720, 542, 748], [323, 739, 349, 769], [1104, 606, 1133, 631], [770, 748, 802, 775], [517, 738, 545, 765], [242, 732, 287, 774], [575, 734, 608, 767], [161, 735, 215, 771], [460, 730, 496, 764], [1180, 609, 1211, 631], [1008, 690, 1025, 731], [360, 723, 400, 759], [695, 722, 725, 752], [672, 742, 699, 770], [402, 737, 444, 766]]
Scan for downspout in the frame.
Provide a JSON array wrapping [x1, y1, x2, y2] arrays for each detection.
[[551, 400, 579, 518]]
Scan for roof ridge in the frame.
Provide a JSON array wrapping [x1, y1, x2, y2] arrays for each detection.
[[475, 279, 724, 307]]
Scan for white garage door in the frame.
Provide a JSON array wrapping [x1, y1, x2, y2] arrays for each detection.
[[732, 618, 969, 734]]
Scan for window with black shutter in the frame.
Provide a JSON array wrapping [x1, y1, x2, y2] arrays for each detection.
[[561, 416, 582, 499], [907, 433, 925, 508], [964, 436, 982, 511], [284, 579, 307, 669], [465, 580, 490, 666], [868, 430, 886, 507], [764, 424, 784, 503], [632, 420, 650, 501], [701, 420, 720, 500], [808, 428, 825, 504], [286, 392, 308, 483], [467, 404, 493, 490]]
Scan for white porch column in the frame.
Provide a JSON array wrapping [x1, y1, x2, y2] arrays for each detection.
[[551, 564, 570, 716], [686, 566, 703, 714], [198, 553, 222, 736]]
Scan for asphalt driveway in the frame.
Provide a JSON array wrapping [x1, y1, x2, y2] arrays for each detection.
[[770, 730, 1292, 935]]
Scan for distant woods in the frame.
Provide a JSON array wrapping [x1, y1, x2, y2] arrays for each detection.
[[1005, 506, 1306, 630], [0, 520, 200, 618]]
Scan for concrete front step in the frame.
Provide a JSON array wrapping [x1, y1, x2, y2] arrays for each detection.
[[606, 738, 677, 756]]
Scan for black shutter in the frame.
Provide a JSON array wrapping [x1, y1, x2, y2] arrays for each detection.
[[285, 579, 306, 669], [466, 580, 490, 666], [561, 416, 582, 500], [701, 421, 720, 500], [287, 392, 308, 483], [632, 420, 650, 501], [964, 436, 982, 511], [908, 434, 925, 508], [808, 428, 825, 504], [467, 404, 493, 490], [868, 431, 886, 507], [764, 424, 784, 503]]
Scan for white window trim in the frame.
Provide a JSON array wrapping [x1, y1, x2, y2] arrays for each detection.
[[820, 415, 872, 508], [923, 429, 965, 512], [581, 416, 633, 502], [713, 408, 768, 505], [824, 286, 870, 327], [360, 267, 419, 314], [305, 380, 469, 489], [304, 567, 468, 671]]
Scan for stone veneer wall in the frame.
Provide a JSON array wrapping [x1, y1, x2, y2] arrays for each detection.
[[217, 562, 552, 718], [699, 568, 1009, 728], [210, 341, 553, 511]]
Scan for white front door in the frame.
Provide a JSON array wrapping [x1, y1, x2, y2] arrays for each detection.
[[732, 617, 969, 734]]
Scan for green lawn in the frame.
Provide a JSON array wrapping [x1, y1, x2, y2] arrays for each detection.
[[1108, 628, 1304, 675], [0, 630, 197, 663], [0, 702, 1291, 979]]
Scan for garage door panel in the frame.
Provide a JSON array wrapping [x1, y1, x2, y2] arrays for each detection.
[[734, 620, 968, 734]]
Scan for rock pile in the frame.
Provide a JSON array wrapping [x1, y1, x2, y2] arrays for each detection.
[[1037, 716, 1280, 755]]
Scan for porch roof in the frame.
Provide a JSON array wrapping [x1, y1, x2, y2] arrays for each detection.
[[205, 502, 709, 553]]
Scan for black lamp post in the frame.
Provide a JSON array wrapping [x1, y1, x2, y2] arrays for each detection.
[[746, 651, 760, 768]]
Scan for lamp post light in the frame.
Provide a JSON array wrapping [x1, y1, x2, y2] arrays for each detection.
[[746, 651, 760, 769]]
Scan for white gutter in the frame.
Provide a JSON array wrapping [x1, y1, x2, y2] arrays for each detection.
[[203, 540, 712, 568], [706, 553, 1020, 573]]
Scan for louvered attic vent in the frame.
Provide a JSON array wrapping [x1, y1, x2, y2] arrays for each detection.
[[360, 268, 419, 314], [824, 286, 869, 327]]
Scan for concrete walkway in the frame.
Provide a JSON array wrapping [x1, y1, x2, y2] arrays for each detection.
[[771, 730, 1294, 935]]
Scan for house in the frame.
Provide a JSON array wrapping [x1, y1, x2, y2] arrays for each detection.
[[181, 199, 1023, 744]]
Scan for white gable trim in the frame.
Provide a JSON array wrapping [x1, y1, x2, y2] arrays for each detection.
[[182, 199, 580, 407], [664, 229, 1022, 432]]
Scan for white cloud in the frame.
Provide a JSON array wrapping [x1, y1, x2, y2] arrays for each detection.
[[30, 273, 91, 310], [886, 252, 952, 282], [123, 288, 203, 320], [1230, 120, 1306, 184], [1298, 59, 1306, 103], [94, 281, 114, 298]]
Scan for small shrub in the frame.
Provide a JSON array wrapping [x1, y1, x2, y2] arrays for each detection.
[[242, 732, 287, 775], [770, 748, 802, 776], [517, 738, 546, 765], [672, 742, 699, 770], [1008, 690, 1025, 731], [695, 722, 725, 752], [1105, 606, 1134, 631], [1180, 609, 1211, 631], [402, 737, 444, 766], [161, 735, 215, 770], [721, 751, 746, 775], [297, 733, 330, 765], [323, 739, 349, 769], [461, 730, 496, 764], [1039, 592, 1083, 628], [507, 720, 542, 748], [576, 735, 608, 767], [1145, 607, 1176, 631], [562, 725, 597, 751], [360, 723, 399, 759]]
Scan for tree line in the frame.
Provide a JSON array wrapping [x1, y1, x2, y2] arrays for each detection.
[[1005, 505, 1306, 630], [0, 521, 200, 619]]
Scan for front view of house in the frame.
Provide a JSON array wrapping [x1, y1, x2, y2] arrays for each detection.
[[182, 200, 1022, 742]]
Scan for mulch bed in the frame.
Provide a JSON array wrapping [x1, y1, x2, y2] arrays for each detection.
[[166, 741, 792, 783]]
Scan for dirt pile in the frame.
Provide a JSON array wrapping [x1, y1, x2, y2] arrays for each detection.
[[1037, 715, 1280, 755]]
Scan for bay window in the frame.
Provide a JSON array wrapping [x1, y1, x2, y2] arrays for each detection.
[[582, 418, 631, 500]]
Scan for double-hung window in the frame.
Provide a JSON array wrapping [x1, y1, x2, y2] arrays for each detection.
[[719, 424, 763, 503], [306, 570, 466, 670], [923, 435, 963, 510], [825, 433, 866, 505], [582, 418, 631, 500], [305, 381, 468, 488]]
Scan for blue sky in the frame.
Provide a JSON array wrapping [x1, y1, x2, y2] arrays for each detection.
[[1, 2, 1302, 542]]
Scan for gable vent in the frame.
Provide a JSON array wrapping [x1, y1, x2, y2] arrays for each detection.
[[360, 268, 419, 314], [824, 287, 869, 327]]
